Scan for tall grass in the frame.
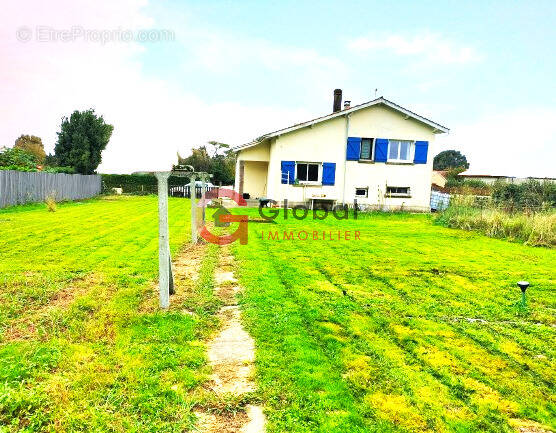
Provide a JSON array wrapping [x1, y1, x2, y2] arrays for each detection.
[[436, 195, 556, 247]]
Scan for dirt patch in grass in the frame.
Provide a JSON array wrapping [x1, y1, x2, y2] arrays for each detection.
[[2, 273, 101, 341], [139, 242, 208, 313], [194, 410, 249, 433], [510, 419, 554, 433]]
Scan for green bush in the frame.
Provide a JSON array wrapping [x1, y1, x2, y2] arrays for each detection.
[[445, 177, 463, 188], [0, 147, 38, 169], [42, 166, 75, 174], [463, 179, 488, 188], [492, 180, 555, 211]]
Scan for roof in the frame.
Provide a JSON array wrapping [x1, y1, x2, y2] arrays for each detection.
[[234, 96, 450, 151], [460, 174, 510, 179]]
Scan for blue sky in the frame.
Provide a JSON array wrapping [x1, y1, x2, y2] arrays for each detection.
[[143, 0, 554, 120], [2, 0, 555, 175]]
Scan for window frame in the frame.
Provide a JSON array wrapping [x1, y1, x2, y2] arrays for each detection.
[[385, 186, 411, 197], [359, 138, 375, 161], [355, 187, 368, 198], [295, 161, 322, 184], [387, 139, 414, 163]]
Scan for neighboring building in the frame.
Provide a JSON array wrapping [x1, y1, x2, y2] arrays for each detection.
[[234, 90, 449, 211], [459, 173, 555, 185], [432, 170, 448, 188]]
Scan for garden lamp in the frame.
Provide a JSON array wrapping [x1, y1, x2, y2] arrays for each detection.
[[517, 281, 529, 309]]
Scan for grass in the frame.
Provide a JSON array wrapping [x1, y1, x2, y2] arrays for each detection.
[[231, 208, 556, 432], [0, 196, 221, 432], [435, 197, 556, 247], [1, 197, 555, 432]]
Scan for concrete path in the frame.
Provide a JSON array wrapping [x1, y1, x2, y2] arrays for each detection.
[[195, 247, 266, 433]]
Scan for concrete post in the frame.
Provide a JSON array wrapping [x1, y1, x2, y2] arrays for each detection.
[[190, 175, 197, 243], [155, 172, 171, 309], [200, 174, 207, 224]]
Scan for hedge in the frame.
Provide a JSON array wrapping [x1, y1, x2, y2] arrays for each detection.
[[101, 174, 193, 194]]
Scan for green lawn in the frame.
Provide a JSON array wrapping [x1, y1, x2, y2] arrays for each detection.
[[232, 208, 555, 433], [0, 196, 221, 432], [0, 197, 554, 432]]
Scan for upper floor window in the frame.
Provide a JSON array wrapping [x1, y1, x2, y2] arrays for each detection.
[[296, 162, 320, 183], [388, 140, 413, 162], [360, 138, 374, 160]]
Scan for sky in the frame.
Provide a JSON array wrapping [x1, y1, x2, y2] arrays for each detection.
[[1, 0, 555, 176]]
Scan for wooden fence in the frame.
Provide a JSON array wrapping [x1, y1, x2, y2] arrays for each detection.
[[0, 170, 102, 208]]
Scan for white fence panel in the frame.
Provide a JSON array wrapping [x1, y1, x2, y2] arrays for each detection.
[[0, 170, 101, 208]]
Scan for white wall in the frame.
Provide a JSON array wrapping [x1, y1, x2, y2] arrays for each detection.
[[242, 161, 268, 198], [238, 103, 441, 210]]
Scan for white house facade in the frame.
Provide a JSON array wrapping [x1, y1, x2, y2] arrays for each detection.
[[234, 92, 449, 211]]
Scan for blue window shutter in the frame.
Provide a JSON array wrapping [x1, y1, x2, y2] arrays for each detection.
[[322, 162, 336, 185], [346, 137, 361, 160], [375, 138, 388, 162], [414, 141, 429, 164], [281, 161, 295, 184]]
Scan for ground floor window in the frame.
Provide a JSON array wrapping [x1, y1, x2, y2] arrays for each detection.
[[296, 162, 320, 183], [386, 186, 411, 197], [355, 187, 368, 197]]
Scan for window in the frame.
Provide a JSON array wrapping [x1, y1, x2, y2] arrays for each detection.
[[388, 140, 413, 162], [360, 138, 374, 160], [386, 186, 411, 197], [296, 162, 320, 183], [355, 188, 368, 197]]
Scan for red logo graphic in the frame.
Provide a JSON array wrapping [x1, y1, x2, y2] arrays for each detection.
[[198, 188, 248, 245]]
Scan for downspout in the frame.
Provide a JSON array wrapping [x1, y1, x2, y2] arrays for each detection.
[[342, 113, 351, 205]]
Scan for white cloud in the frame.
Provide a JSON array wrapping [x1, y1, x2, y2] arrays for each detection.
[[348, 32, 482, 65], [0, 0, 318, 173], [190, 33, 346, 75], [436, 108, 556, 178]]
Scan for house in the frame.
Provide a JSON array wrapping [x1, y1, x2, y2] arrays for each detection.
[[432, 170, 448, 188], [233, 90, 449, 211]]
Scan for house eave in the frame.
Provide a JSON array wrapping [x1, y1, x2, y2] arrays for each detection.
[[233, 97, 449, 152]]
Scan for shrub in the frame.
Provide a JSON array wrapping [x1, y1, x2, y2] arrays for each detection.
[[445, 177, 463, 188], [462, 179, 488, 189], [435, 198, 556, 247], [42, 166, 75, 174], [492, 179, 555, 211], [0, 147, 39, 169], [45, 194, 57, 212]]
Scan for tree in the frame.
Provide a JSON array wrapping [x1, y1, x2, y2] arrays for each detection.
[[44, 153, 58, 167], [0, 147, 38, 169], [177, 141, 236, 185], [177, 146, 213, 173], [433, 150, 469, 171], [55, 109, 113, 174], [14, 135, 46, 163]]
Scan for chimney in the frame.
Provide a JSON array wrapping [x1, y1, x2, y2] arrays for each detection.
[[333, 89, 342, 113], [344, 100, 351, 110]]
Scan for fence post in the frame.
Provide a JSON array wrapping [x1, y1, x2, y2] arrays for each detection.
[[189, 175, 197, 243], [201, 174, 207, 224], [155, 172, 171, 309]]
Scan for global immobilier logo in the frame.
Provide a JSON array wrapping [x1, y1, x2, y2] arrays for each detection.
[[198, 188, 249, 245]]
